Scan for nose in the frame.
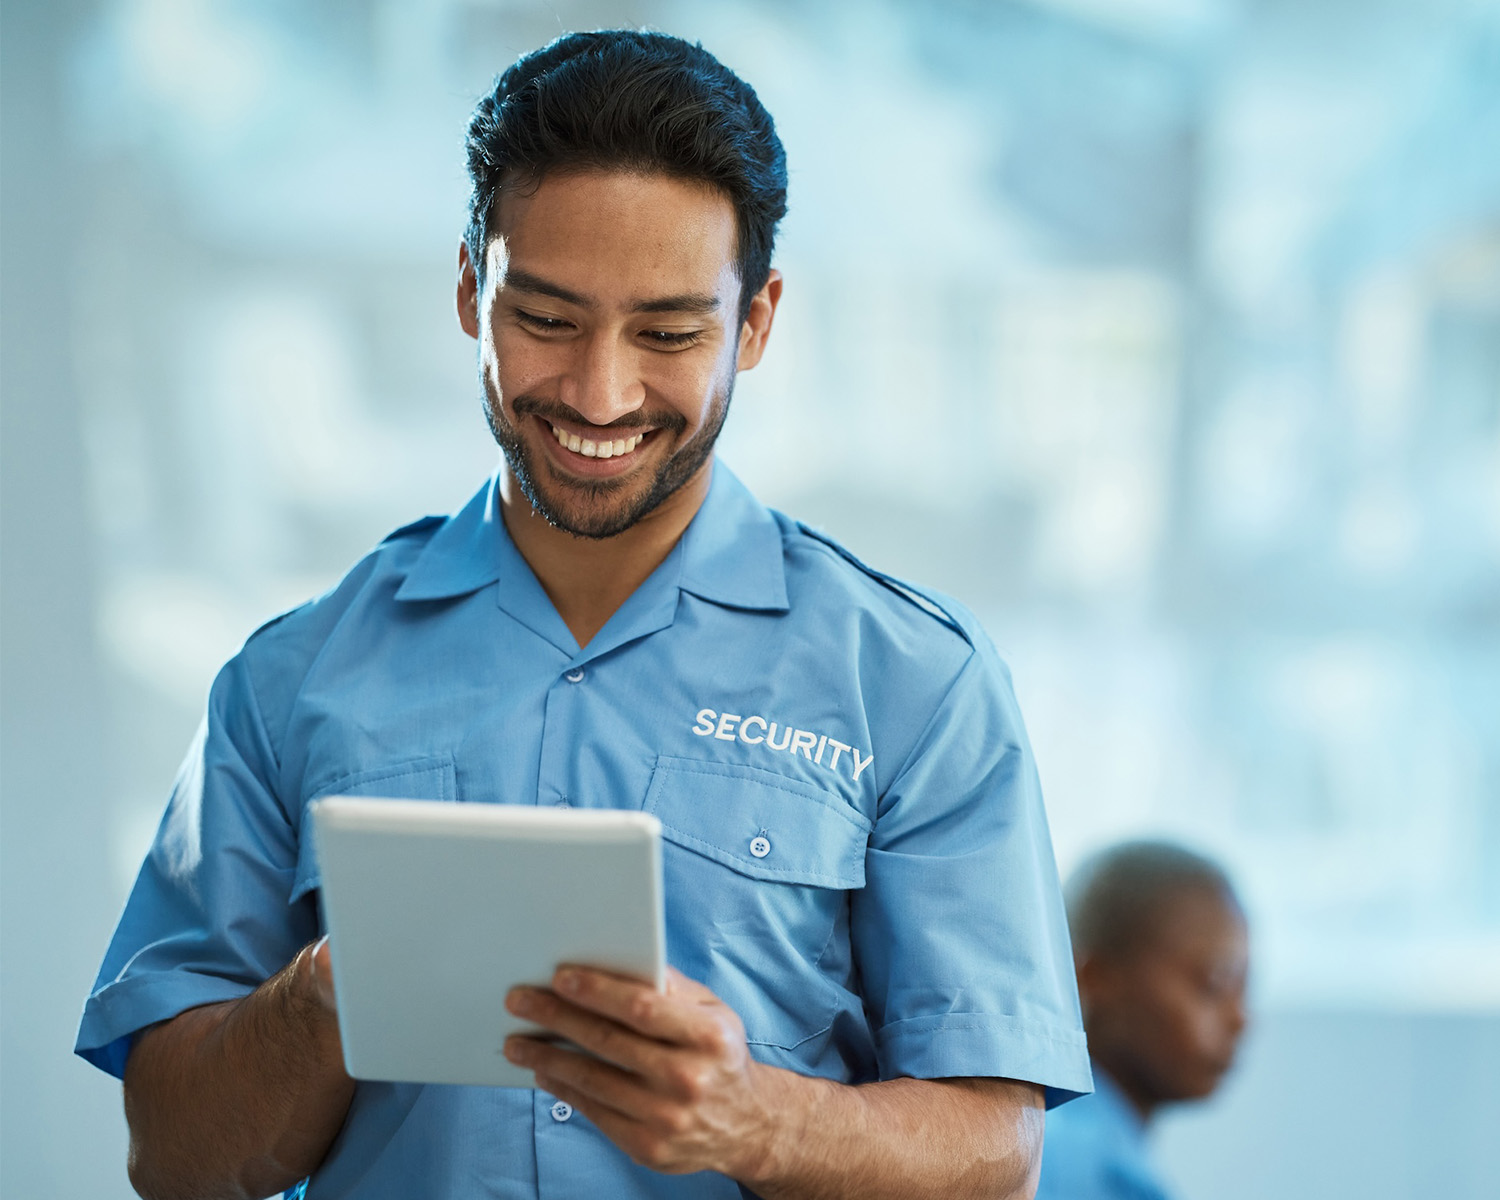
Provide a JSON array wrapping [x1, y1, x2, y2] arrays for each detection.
[[558, 332, 646, 427], [1225, 991, 1249, 1041]]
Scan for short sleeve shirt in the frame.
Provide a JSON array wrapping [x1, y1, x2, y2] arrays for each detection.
[[77, 463, 1091, 1200], [1036, 1065, 1172, 1200]]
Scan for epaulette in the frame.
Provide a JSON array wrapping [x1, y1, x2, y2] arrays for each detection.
[[794, 522, 974, 648], [379, 514, 446, 545]]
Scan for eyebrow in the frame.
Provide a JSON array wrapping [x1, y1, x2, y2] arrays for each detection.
[[503, 268, 721, 316]]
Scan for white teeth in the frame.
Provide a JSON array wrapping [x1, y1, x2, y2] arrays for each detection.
[[549, 424, 646, 458]]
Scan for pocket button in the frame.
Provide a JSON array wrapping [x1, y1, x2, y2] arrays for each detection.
[[749, 835, 771, 859]]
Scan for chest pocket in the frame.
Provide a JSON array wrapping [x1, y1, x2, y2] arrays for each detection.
[[643, 755, 870, 1051], [291, 754, 457, 906]]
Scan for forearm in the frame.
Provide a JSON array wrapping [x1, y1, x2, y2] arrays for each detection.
[[739, 1072, 1044, 1200], [123, 942, 355, 1200]]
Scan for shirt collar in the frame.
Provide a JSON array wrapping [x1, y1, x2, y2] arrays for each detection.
[[393, 460, 788, 614], [678, 462, 789, 613], [1087, 1062, 1149, 1138]]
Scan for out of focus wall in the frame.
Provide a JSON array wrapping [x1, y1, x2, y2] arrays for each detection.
[[3, 2, 1497, 1197]]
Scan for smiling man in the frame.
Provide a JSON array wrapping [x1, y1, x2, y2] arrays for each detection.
[[77, 30, 1090, 1200]]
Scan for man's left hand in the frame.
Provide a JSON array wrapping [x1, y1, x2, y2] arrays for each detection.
[[503, 966, 791, 1178]]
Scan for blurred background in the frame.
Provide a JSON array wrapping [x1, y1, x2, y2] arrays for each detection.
[[3, 0, 1498, 1196]]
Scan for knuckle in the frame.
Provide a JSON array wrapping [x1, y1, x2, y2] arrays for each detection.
[[627, 992, 656, 1026], [670, 1062, 711, 1100], [661, 1106, 693, 1138], [628, 1134, 670, 1170]]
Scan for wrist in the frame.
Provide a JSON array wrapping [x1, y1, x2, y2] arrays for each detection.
[[729, 1062, 823, 1192]]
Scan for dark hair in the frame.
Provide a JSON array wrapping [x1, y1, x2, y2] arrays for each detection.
[[1065, 840, 1242, 962], [465, 30, 787, 322]]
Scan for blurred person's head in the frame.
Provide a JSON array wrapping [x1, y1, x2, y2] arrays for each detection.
[[1066, 840, 1249, 1121], [463, 30, 788, 326]]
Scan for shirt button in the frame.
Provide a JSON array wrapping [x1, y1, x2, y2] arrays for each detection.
[[565, 668, 585, 683], [749, 835, 771, 859], [550, 1100, 573, 1122]]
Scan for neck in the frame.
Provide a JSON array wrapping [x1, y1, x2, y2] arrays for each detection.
[[1092, 1056, 1158, 1126], [499, 462, 713, 648]]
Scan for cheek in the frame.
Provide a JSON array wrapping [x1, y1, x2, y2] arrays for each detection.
[[488, 333, 556, 401], [648, 358, 730, 428]]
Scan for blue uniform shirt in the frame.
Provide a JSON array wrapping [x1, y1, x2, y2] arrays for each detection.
[[1037, 1064, 1172, 1200], [78, 463, 1090, 1200]]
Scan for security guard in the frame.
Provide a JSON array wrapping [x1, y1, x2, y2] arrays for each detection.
[[1036, 842, 1250, 1200], [78, 30, 1091, 1200]]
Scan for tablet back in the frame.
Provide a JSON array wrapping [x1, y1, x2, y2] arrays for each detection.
[[312, 797, 664, 1087]]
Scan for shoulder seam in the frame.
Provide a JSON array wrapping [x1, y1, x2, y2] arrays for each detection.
[[792, 522, 974, 648]]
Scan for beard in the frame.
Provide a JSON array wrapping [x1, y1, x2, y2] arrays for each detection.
[[482, 379, 732, 540]]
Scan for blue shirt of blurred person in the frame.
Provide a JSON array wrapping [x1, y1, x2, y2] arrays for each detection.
[[1037, 1065, 1171, 1200]]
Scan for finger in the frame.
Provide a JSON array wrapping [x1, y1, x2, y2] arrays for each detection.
[[532, 1070, 699, 1176], [304, 936, 337, 1012], [505, 1035, 660, 1118], [530, 1073, 679, 1173], [664, 966, 720, 1003], [506, 986, 669, 1076], [552, 967, 724, 1048]]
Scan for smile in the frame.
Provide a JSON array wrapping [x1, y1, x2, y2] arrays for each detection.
[[547, 422, 648, 460]]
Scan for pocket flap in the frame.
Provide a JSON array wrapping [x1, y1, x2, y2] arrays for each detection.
[[643, 756, 870, 888], [292, 754, 457, 903]]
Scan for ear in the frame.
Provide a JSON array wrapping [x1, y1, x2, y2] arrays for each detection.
[[457, 241, 480, 340], [736, 268, 783, 372]]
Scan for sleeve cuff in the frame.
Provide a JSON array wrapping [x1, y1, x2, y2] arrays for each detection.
[[876, 1012, 1094, 1109], [75, 971, 257, 1079]]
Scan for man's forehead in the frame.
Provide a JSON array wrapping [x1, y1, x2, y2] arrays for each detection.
[[486, 168, 740, 303]]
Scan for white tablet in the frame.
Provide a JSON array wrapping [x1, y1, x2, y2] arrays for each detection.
[[311, 796, 664, 1088]]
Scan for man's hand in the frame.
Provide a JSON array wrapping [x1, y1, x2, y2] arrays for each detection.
[[503, 967, 1045, 1200], [503, 966, 784, 1178], [123, 937, 354, 1200]]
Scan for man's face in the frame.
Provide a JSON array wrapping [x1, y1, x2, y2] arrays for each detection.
[[457, 168, 775, 539], [1082, 889, 1250, 1108]]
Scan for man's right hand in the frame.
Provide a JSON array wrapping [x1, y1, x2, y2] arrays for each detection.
[[123, 941, 355, 1200]]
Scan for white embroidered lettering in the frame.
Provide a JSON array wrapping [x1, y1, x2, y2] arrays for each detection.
[[825, 738, 851, 770], [687, 706, 871, 783]]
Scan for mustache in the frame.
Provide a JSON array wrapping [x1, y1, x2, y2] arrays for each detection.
[[510, 393, 687, 436]]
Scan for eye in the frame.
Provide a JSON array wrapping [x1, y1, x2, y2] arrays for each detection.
[[514, 309, 573, 335], [640, 329, 703, 350]]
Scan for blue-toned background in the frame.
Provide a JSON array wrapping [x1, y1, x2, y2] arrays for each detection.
[[3, 1, 1497, 1196]]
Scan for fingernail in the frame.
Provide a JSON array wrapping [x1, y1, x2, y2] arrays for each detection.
[[504, 1038, 531, 1064], [505, 988, 531, 1015], [556, 969, 580, 995]]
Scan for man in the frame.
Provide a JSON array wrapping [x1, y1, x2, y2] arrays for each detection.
[[1035, 841, 1250, 1200], [77, 31, 1090, 1200]]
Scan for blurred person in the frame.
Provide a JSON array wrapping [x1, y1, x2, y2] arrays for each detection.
[[1036, 841, 1249, 1200], [75, 30, 1090, 1200]]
